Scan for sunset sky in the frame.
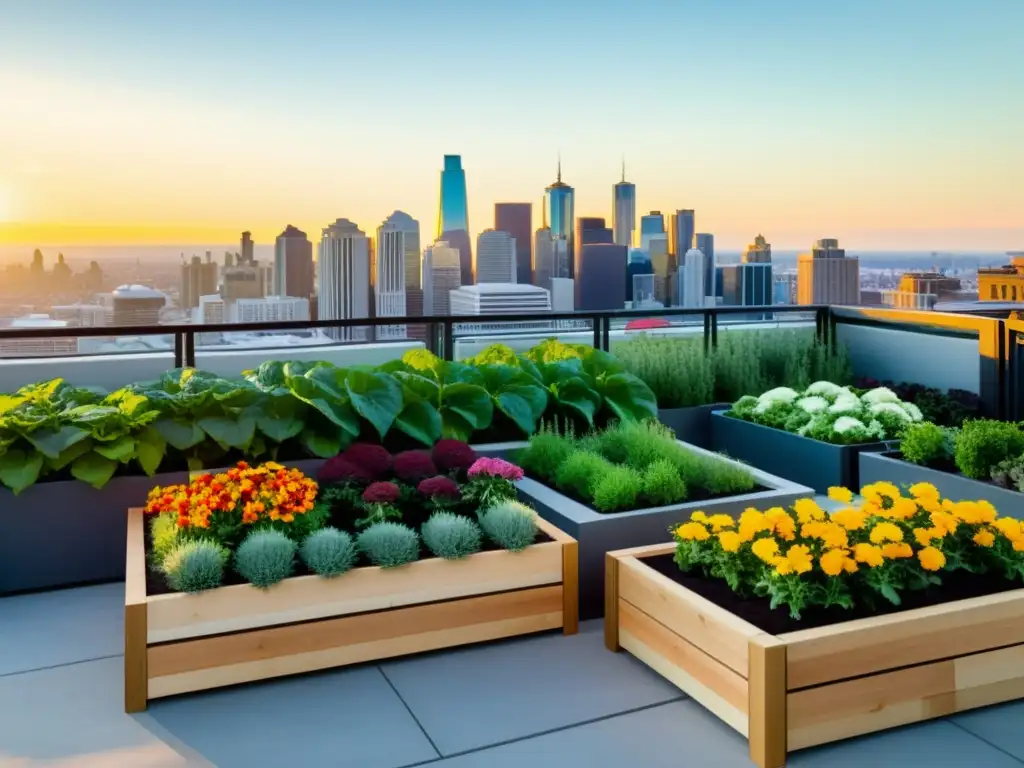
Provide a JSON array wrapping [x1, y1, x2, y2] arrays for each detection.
[[0, 0, 1021, 252]]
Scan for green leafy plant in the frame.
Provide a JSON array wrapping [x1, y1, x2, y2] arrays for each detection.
[[641, 459, 688, 507], [357, 522, 421, 567], [300, 527, 357, 577], [991, 455, 1024, 492], [514, 429, 576, 484], [421, 512, 483, 559], [479, 500, 538, 551], [150, 513, 180, 567], [954, 420, 1024, 480], [234, 529, 297, 588], [900, 422, 952, 466], [591, 465, 643, 512], [161, 539, 228, 593], [554, 451, 610, 499]]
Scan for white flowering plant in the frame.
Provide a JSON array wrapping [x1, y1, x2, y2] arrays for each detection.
[[728, 382, 924, 445]]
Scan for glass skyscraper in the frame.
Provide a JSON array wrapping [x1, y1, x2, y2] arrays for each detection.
[[639, 211, 665, 251], [544, 161, 575, 277], [613, 162, 636, 248], [669, 209, 695, 258], [436, 155, 469, 239]]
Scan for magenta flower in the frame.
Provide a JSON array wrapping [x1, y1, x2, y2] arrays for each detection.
[[417, 475, 462, 499], [362, 481, 401, 504], [467, 457, 524, 481]]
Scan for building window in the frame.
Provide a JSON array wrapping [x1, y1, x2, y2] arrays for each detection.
[[1002, 285, 1008, 300], [1015, 286, 1019, 302], [991, 284, 998, 299]]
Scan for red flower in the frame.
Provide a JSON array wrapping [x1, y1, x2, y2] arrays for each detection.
[[432, 440, 477, 473], [417, 475, 461, 499], [362, 481, 401, 503], [393, 450, 438, 481], [342, 443, 393, 479], [318, 456, 372, 485]]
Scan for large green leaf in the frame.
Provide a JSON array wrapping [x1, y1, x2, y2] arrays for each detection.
[[0, 449, 43, 494], [597, 372, 659, 422], [94, 436, 136, 463], [152, 417, 205, 450], [301, 418, 347, 458], [580, 348, 627, 378], [136, 426, 167, 476], [24, 425, 91, 460], [256, 406, 305, 443], [197, 414, 256, 450], [538, 360, 601, 426], [394, 400, 442, 445], [286, 372, 359, 436], [345, 369, 402, 439], [70, 450, 118, 489], [47, 439, 95, 471], [478, 365, 548, 436], [441, 382, 493, 433]]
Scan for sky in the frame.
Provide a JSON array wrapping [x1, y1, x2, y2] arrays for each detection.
[[0, 0, 1022, 254]]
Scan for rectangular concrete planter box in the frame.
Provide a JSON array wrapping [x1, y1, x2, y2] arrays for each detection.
[[0, 470, 189, 595], [606, 544, 1024, 768], [124, 508, 578, 712], [657, 403, 731, 449], [483, 440, 812, 621], [860, 452, 1024, 518], [710, 411, 888, 494]]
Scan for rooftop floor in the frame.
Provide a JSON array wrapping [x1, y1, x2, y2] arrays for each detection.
[[2, 580, 1023, 768]]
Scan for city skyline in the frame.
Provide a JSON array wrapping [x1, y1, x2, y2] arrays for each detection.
[[0, 1, 1021, 253]]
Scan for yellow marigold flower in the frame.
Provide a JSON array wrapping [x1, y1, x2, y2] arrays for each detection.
[[751, 537, 781, 563], [765, 508, 797, 541], [738, 509, 771, 541], [973, 529, 996, 548], [677, 522, 710, 541], [862, 481, 900, 504], [819, 548, 848, 577], [800, 521, 828, 539], [828, 486, 854, 504], [853, 542, 884, 567], [950, 501, 982, 525], [794, 498, 825, 523], [917, 497, 942, 514], [774, 557, 794, 576], [785, 544, 814, 574], [913, 527, 935, 547], [707, 514, 735, 532], [691, 511, 708, 523], [1014, 539, 1024, 553], [860, 499, 883, 518], [889, 497, 918, 520], [909, 482, 939, 501], [718, 531, 743, 553], [930, 510, 959, 536], [843, 557, 858, 573], [994, 517, 1023, 541], [819, 523, 849, 549], [918, 546, 946, 571], [882, 542, 913, 559], [869, 522, 904, 544], [831, 507, 868, 531]]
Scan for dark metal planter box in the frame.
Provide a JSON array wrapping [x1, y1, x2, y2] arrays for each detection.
[[710, 411, 887, 495], [480, 441, 813, 620], [859, 452, 1024, 518], [0, 470, 189, 595], [657, 403, 732, 449]]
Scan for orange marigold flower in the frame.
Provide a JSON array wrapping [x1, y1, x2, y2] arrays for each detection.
[[918, 546, 946, 571]]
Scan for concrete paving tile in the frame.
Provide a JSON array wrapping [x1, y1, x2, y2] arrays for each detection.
[[380, 620, 683, 756], [951, 701, 1024, 761]]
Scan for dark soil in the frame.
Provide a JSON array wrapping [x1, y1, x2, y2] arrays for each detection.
[[643, 553, 1021, 635], [888, 452, 1022, 496]]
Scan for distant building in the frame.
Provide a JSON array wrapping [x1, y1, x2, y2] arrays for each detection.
[[494, 203, 533, 284], [376, 211, 420, 340], [544, 161, 575, 277], [773, 273, 797, 305], [180, 254, 218, 310], [274, 225, 314, 300], [449, 283, 552, 333], [978, 252, 1024, 302], [234, 296, 310, 324], [722, 263, 773, 320], [475, 229, 517, 284], [196, 294, 227, 325], [221, 259, 267, 302], [883, 271, 965, 310], [113, 285, 166, 327], [0, 315, 77, 357], [639, 211, 665, 251], [578, 243, 628, 311], [797, 238, 860, 306], [422, 240, 462, 316], [626, 249, 654, 304], [318, 218, 371, 341], [549, 277, 574, 313], [51, 304, 109, 327], [613, 163, 636, 248], [676, 249, 707, 308], [240, 231, 254, 264], [669, 209, 695, 258], [533, 227, 569, 292], [439, 228, 474, 288], [631, 273, 658, 308], [742, 234, 772, 264], [696, 233, 715, 297], [436, 156, 472, 285]]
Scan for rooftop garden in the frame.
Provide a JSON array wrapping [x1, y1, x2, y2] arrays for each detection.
[[901, 419, 1024, 492]]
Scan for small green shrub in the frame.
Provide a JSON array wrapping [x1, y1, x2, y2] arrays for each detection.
[[592, 465, 643, 512], [357, 522, 420, 567], [590, 419, 677, 470], [954, 420, 1024, 479], [151, 513, 180, 566], [234, 529, 297, 589], [300, 527, 357, 577], [422, 512, 483, 559], [641, 459, 688, 506], [479, 501, 538, 551], [991, 454, 1024, 492], [554, 451, 610, 499], [900, 422, 951, 466], [516, 431, 576, 484], [162, 540, 227, 594], [697, 456, 758, 496]]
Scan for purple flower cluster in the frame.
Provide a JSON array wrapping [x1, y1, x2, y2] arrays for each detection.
[[467, 457, 524, 481]]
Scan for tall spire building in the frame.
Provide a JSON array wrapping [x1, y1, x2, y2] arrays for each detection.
[[612, 161, 636, 248], [436, 155, 473, 286], [543, 157, 575, 278]]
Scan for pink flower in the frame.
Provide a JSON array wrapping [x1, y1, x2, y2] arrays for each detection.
[[467, 457, 524, 481], [362, 481, 401, 503]]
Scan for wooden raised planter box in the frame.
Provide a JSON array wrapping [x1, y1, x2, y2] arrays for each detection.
[[125, 508, 578, 712], [605, 544, 1024, 768]]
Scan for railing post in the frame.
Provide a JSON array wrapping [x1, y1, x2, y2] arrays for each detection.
[[184, 331, 195, 368], [173, 332, 183, 369], [442, 321, 455, 362], [703, 311, 711, 353], [592, 316, 603, 351], [601, 315, 610, 352], [710, 311, 719, 349]]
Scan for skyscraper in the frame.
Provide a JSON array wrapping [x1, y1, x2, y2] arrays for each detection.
[[436, 155, 469, 238], [475, 229, 517, 283], [422, 240, 463, 316], [627, 249, 654, 304], [533, 227, 569, 292], [544, 159, 575, 277], [648, 236, 671, 305], [639, 211, 665, 251], [180, 254, 218, 309], [578, 243, 628, 311], [318, 218, 371, 341], [240, 231, 254, 264], [797, 238, 860, 305], [274, 225, 314, 299], [494, 203, 532, 284], [676, 248, 707, 308], [613, 162, 636, 248], [575, 218, 613, 305], [669, 209, 695, 258], [722, 262, 773, 320], [695, 233, 715, 298], [742, 234, 772, 264], [376, 211, 420, 339]]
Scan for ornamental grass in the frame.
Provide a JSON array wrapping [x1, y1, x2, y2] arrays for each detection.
[[673, 482, 1024, 619]]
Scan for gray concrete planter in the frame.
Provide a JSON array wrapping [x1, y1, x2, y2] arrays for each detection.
[[657, 404, 731, 449], [710, 411, 888, 494], [859, 452, 1024, 518], [0, 470, 189, 595], [482, 440, 812, 620]]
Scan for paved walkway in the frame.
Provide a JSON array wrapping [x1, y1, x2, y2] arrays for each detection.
[[1, 580, 1022, 767]]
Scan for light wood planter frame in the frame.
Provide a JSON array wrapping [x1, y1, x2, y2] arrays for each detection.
[[606, 543, 1024, 768], [125, 508, 578, 712]]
